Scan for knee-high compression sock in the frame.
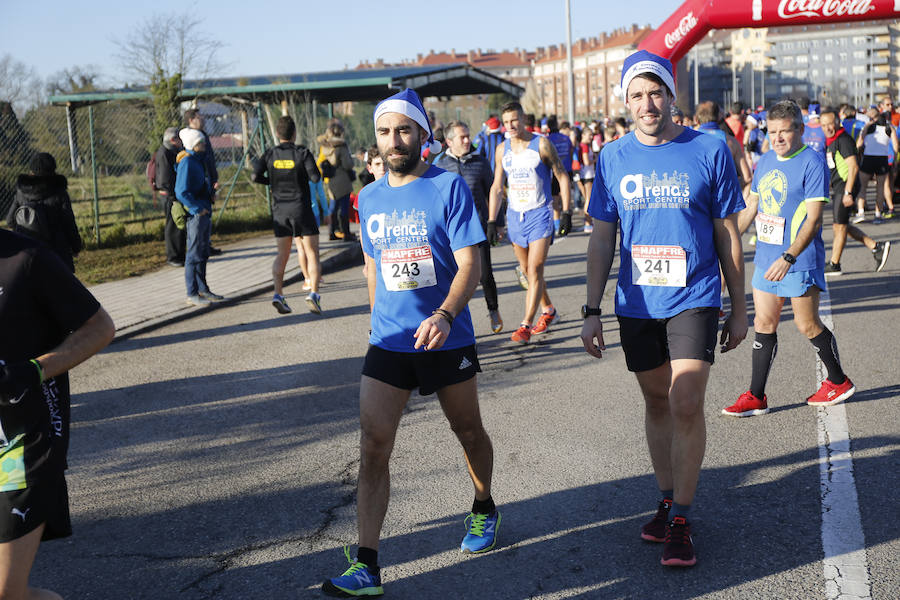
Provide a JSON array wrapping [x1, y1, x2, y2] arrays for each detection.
[[810, 328, 846, 384], [750, 332, 778, 399]]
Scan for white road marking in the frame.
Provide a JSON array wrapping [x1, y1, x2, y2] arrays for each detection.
[[817, 291, 872, 600]]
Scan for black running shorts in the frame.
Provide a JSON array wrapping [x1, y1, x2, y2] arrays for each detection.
[[362, 344, 480, 396], [859, 155, 890, 176], [831, 191, 855, 225], [0, 472, 71, 543], [272, 205, 318, 238], [617, 307, 719, 372]]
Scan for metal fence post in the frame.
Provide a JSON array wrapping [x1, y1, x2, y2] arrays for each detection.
[[257, 102, 271, 214], [88, 105, 100, 246]]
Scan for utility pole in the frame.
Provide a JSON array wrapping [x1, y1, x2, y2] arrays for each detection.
[[565, 0, 575, 124]]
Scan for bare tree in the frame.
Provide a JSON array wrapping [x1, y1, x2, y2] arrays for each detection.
[[0, 54, 44, 114], [46, 66, 100, 95], [113, 13, 227, 88]]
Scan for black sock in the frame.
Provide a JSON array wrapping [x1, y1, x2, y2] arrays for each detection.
[[750, 332, 778, 399], [472, 496, 496, 515], [671, 502, 691, 520], [356, 546, 378, 570], [660, 489, 674, 502], [810, 328, 846, 384]]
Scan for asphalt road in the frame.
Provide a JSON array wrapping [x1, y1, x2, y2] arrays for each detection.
[[32, 214, 899, 599]]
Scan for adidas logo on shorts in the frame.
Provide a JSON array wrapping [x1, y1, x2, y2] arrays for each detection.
[[458, 356, 473, 370]]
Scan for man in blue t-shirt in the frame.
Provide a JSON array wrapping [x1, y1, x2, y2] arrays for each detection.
[[322, 88, 499, 598], [723, 100, 855, 419], [581, 50, 748, 569]]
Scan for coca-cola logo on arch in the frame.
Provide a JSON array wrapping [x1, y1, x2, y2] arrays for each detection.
[[777, 0, 877, 19], [664, 12, 698, 49]]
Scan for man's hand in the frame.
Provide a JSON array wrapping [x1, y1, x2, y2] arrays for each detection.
[[486, 221, 498, 246], [580, 317, 606, 359], [764, 256, 792, 281], [0, 360, 42, 406], [558, 212, 572, 237], [719, 312, 748, 353], [842, 194, 854, 208], [413, 314, 451, 351]]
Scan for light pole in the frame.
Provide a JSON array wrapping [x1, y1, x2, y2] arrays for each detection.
[[565, 0, 575, 123]]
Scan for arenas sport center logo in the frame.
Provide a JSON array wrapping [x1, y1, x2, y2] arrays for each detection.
[[618, 170, 692, 210]]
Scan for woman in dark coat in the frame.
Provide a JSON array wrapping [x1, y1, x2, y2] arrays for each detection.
[[6, 152, 82, 272]]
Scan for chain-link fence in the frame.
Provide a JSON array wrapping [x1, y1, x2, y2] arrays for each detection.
[[0, 93, 494, 247]]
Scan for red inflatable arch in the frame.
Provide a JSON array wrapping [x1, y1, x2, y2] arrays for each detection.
[[640, 0, 900, 64]]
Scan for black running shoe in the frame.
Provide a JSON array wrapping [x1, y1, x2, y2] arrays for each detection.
[[661, 516, 696, 567], [640, 498, 671, 543], [873, 241, 891, 272]]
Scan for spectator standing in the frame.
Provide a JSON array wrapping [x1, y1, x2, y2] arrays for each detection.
[[475, 116, 504, 174], [251, 115, 325, 315], [0, 228, 115, 600], [155, 127, 186, 267], [184, 108, 223, 256], [436, 120, 504, 334], [317, 122, 356, 241], [175, 128, 224, 306], [6, 153, 82, 273]]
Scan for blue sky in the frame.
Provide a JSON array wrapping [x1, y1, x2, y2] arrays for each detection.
[[1, 0, 679, 86]]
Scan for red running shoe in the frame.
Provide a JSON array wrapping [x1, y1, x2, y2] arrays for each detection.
[[661, 516, 696, 567], [722, 390, 769, 417], [531, 308, 558, 334], [640, 498, 671, 542], [807, 377, 855, 407], [510, 324, 531, 344]]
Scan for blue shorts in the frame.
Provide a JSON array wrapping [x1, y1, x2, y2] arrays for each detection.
[[752, 266, 827, 298], [506, 205, 553, 248]]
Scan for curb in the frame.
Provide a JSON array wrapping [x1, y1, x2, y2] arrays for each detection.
[[110, 243, 362, 343]]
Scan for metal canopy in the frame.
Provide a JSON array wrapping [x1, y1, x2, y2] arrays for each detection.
[[48, 64, 523, 106]]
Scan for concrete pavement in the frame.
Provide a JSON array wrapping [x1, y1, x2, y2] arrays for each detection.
[[88, 226, 363, 340]]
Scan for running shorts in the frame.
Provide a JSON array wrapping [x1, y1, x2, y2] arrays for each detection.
[[0, 472, 71, 543], [831, 191, 855, 225], [272, 204, 319, 238], [859, 155, 890, 176], [751, 266, 827, 298], [617, 307, 719, 372], [362, 344, 480, 396], [506, 205, 554, 248]]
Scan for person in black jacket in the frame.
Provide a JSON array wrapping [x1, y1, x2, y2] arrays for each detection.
[[6, 152, 82, 272], [436, 121, 502, 333], [155, 127, 185, 266], [251, 116, 324, 315]]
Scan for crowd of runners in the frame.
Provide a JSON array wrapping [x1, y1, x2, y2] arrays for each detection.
[[2, 47, 896, 599]]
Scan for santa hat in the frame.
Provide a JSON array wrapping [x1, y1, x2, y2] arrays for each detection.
[[373, 88, 442, 154], [620, 50, 676, 102], [179, 128, 205, 151], [486, 117, 501, 132]]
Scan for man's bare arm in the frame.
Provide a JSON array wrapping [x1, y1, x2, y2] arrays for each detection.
[[488, 145, 506, 223], [713, 214, 748, 352], [414, 244, 481, 350], [580, 220, 617, 358], [37, 307, 115, 380]]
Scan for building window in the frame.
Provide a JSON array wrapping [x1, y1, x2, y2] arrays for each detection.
[[796, 55, 808, 64], [853, 50, 866, 59], [824, 53, 833, 61], [780, 85, 793, 93], [852, 65, 866, 75]]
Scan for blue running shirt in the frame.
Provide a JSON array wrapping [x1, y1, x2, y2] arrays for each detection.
[[802, 123, 828, 157], [751, 145, 828, 273], [502, 136, 552, 215], [589, 128, 745, 319], [360, 165, 486, 352], [548, 132, 574, 172]]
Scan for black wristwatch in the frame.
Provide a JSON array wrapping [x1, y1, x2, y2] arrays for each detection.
[[581, 305, 602, 318], [781, 252, 797, 265]]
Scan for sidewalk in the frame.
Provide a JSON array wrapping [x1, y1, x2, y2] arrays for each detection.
[[88, 226, 362, 341]]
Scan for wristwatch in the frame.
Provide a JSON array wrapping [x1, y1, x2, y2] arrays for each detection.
[[581, 305, 602, 318], [781, 252, 797, 264]]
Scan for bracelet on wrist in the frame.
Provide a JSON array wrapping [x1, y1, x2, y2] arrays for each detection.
[[432, 308, 454, 326], [30, 359, 44, 383]]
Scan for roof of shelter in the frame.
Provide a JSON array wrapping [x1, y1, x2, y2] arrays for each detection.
[[48, 64, 524, 107]]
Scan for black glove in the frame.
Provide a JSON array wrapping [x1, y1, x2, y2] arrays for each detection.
[[486, 221, 498, 246], [0, 360, 42, 406], [558, 212, 572, 237]]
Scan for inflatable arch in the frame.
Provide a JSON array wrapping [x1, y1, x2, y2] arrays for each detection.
[[640, 0, 900, 64]]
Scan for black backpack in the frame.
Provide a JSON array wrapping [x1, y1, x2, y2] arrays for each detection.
[[14, 201, 53, 243]]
